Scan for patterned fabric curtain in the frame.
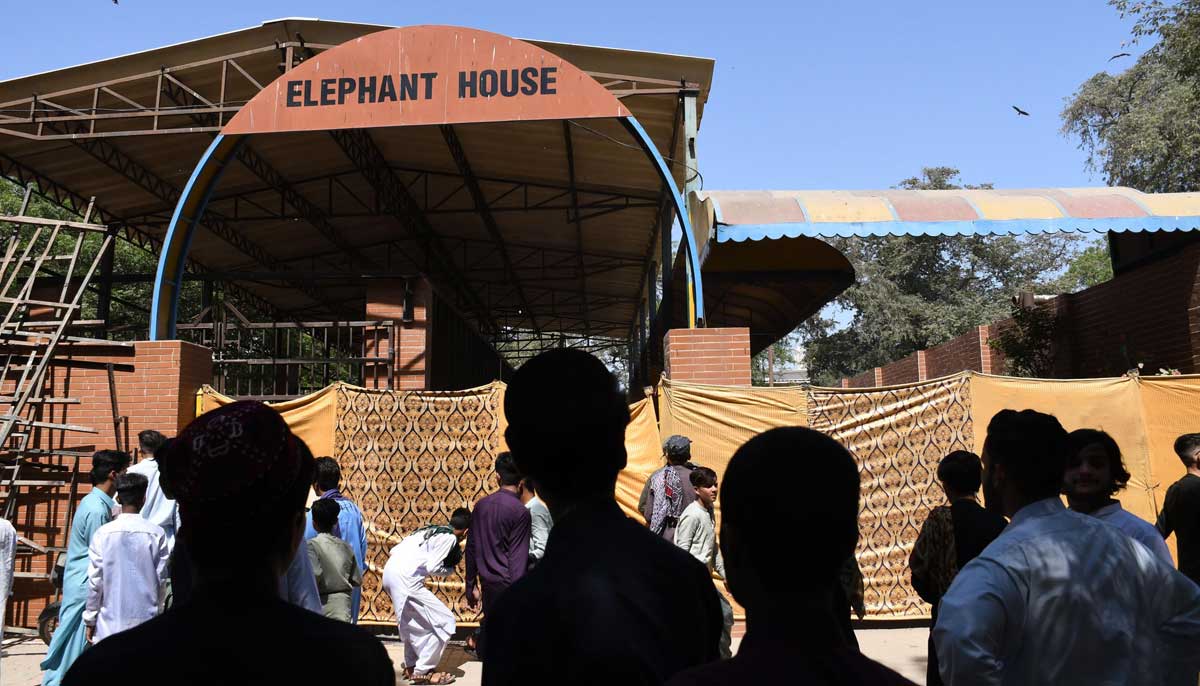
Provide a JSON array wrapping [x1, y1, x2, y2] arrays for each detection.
[[335, 383, 505, 625]]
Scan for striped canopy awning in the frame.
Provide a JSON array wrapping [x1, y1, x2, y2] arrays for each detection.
[[692, 188, 1200, 242]]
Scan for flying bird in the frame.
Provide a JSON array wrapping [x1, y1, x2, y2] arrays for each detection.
[[112, 0, 118, 4], [1012, 105, 1030, 117], [1109, 52, 1131, 61]]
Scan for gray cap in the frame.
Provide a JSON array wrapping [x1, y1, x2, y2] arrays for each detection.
[[663, 435, 692, 457]]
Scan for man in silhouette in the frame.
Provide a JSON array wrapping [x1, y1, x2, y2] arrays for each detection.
[[667, 427, 915, 685], [935, 410, 1200, 685], [483, 349, 722, 685], [63, 401, 393, 685]]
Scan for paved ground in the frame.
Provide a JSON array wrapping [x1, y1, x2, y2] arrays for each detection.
[[1, 626, 929, 685]]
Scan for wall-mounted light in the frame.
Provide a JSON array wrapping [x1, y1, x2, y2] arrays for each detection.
[[402, 280, 415, 324]]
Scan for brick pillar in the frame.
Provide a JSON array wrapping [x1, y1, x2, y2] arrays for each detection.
[[977, 325, 994, 374], [663, 327, 751, 386], [916, 350, 928, 381], [365, 278, 431, 391]]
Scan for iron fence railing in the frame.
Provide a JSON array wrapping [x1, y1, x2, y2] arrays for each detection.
[[178, 319, 393, 400]]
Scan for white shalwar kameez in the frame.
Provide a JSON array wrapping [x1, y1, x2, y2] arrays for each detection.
[[382, 529, 458, 675]]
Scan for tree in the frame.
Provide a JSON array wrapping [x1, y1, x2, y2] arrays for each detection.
[[1062, 2, 1200, 192], [801, 167, 1099, 386], [1062, 49, 1200, 192], [1112, 1, 1200, 83], [1046, 242, 1113, 293]]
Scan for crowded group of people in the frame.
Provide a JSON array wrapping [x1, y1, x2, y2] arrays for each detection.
[[911, 418, 1200, 685], [26, 346, 1200, 684]]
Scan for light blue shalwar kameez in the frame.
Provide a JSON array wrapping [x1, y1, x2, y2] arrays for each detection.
[[40, 488, 114, 686]]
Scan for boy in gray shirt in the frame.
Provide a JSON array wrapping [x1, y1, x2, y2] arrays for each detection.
[[306, 499, 363, 622], [675, 467, 735, 659]]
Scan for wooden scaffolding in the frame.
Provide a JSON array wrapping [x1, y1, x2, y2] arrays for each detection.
[[0, 186, 124, 616]]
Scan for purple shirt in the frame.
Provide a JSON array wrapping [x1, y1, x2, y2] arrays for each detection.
[[465, 489, 531, 594]]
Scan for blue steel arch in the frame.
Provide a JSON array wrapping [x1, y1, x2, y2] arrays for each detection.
[[150, 119, 706, 340]]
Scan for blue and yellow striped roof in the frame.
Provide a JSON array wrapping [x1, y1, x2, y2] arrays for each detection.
[[692, 188, 1200, 242]]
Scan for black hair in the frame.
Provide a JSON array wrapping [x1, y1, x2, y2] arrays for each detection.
[[90, 450, 131, 485], [937, 450, 983, 495], [116, 472, 148, 508], [504, 349, 630, 503], [1174, 433, 1200, 466], [1065, 429, 1131, 495], [984, 409, 1069, 502], [689, 466, 717, 489], [495, 452, 523, 486], [138, 430, 168, 457], [450, 507, 472, 531], [311, 499, 340, 533], [724, 427, 859, 588], [313, 456, 341, 492]]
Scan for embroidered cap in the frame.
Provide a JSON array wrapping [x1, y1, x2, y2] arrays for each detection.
[[160, 400, 312, 521]]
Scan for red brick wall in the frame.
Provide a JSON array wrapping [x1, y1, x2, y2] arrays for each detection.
[[6, 340, 212, 628], [365, 278, 431, 391], [836, 240, 1200, 386], [925, 326, 992, 380], [1056, 244, 1200, 376], [664, 327, 752, 386], [880, 352, 920, 386], [846, 368, 879, 389]]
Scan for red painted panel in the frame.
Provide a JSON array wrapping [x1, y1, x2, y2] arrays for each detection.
[[881, 192, 978, 222], [1046, 191, 1148, 219]]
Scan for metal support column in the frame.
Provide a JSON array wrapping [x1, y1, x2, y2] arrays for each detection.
[[680, 90, 701, 327]]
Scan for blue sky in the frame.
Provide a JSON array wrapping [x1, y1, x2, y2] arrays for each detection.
[[3, 0, 1143, 192]]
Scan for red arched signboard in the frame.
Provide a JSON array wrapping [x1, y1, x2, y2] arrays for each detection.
[[224, 25, 632, 134], [152, 26, 705, 341]]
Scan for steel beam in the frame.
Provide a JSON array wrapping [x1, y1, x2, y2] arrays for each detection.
[[0, 151, 285, 321], [632, 97, 682, 359], [329, 127, 500, 335], [562, 121, 591, 338], [440, 124, 540, 335], [161, 76, 381, 272], [42, 122, 349, 319], [203, 165, 660, 217]]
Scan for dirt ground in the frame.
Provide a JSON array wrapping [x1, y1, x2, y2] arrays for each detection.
[[0, 626, 929, 685]]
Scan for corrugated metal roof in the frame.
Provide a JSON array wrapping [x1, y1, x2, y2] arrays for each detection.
[[693, 188, 1200, 242]]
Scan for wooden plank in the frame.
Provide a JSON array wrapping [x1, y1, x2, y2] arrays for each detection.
[[0, 216, 107, 233], [0, 397, 80, 404], [0, 416, 97, 433]]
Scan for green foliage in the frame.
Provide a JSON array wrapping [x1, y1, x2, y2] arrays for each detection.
[[989, 304, 1059, 377], [0, 179, 208, 338], [1061, 48, 1200, 192], [1112, 1, 1200, 82], [801, 167, 1101, 386], [1062, 2, 1200, 193], [1046, 243, 1114, 292]]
